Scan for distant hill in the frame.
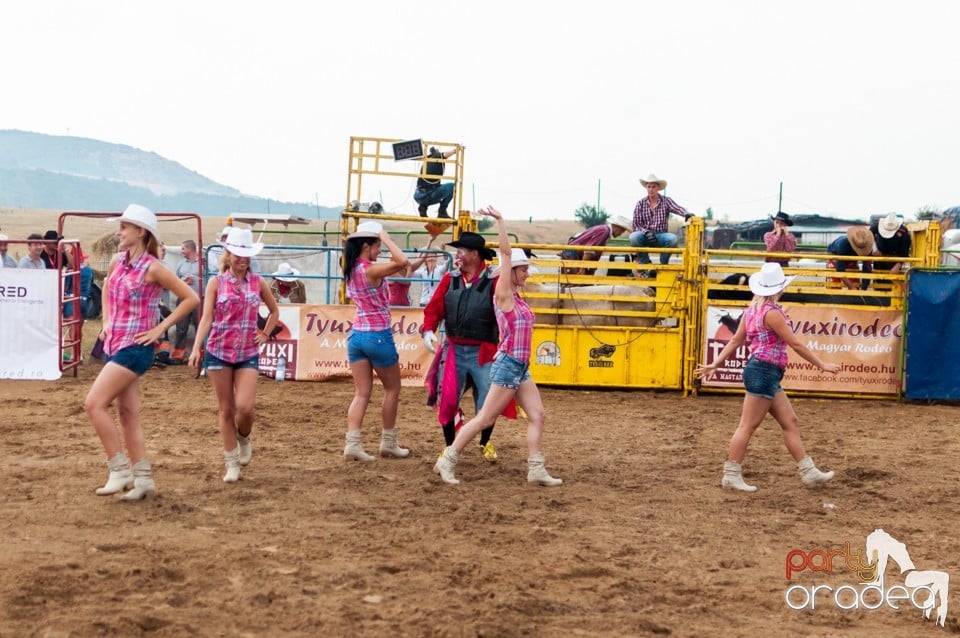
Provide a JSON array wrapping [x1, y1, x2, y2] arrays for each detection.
[[0, 130, 340, 218]]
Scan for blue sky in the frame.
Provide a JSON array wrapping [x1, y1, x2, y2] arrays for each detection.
[[3, 1, 958, 222]]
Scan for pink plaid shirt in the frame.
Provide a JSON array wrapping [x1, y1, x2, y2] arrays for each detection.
[[632, 195, 688, 233], [348, 259, 391, 331], [206, 271, 262, 363], [104, 251, 162, 356], [745, 302, 789, 369], [494, 293, 534, 362]]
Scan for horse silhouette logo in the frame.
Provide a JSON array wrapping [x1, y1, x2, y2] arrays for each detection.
[[865, 528, 949, 627]]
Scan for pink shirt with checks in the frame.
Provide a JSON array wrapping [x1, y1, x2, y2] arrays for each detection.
[[206, 271, 262, 363], [347, 259, 391, 331], [104, 251, 162, 356], [745, 302, 789, 369], [494, 293, 535, 363]]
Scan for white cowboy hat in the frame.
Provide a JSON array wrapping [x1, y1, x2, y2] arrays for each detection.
[[639, 174, 667, 189], [272, 262, 301, 282], [878, 213, 903, 239], [223, 227, 264, 258], [218, 225, 232, 239], [749, 262, 795, 296], [347, 221, 382, 239], [609, 215, 633, 231], [109, 204, 161, 244], [503, 247, 538, 273]]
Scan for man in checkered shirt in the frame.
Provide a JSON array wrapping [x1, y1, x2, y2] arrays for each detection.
[[628, 173, 694, 267]]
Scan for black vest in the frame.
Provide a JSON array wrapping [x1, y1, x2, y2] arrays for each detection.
[[444, 270, 498, 343], [416, 154, 444, 190]]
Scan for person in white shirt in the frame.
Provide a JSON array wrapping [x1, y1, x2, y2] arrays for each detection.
[[0, 234, 18, 268], [413, 241, 448, 306]]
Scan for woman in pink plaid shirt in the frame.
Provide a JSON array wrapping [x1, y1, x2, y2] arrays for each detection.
[[342, 221, 412, 462], [434, 207, 562, 487], [85, 204, 199, 501], [188, 227, 279, 483], [695, 262, 839, 492]]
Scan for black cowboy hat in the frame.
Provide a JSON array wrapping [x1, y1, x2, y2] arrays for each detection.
[[447, 232, 496, 261], [770, 211, 793, 226], [43, 229, 63, 241]]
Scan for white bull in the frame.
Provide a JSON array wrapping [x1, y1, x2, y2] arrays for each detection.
[[523, 281, 657, 327]]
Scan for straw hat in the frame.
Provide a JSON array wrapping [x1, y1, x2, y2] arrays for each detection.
[[272, 262, 301, 282], [877, 213, 903, 239], [639, 174, 667, 189], [609, 215, 633, 231], [846, 226, 875, 256], [110, 204, 161, 243], [748, 262, 795, 296], [347, 221, 382, 239], [223, 227, 264, 258]]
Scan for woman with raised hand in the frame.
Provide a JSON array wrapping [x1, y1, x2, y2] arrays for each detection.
[[188, 228, 279, 483], [695, 262, 839, 492], [433, 206, 562, 487], [85, 204, 199, 500], [342, 221, 411, 461]]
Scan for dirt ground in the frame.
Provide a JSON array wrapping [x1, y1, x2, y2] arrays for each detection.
[[3, 343, 960, 637]]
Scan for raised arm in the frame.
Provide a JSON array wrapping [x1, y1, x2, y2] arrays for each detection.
[[477, 206, 515, 313], [364, 230, 410, 284]]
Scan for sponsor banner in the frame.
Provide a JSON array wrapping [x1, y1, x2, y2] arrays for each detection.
[[0, 269, 62, 380], [702, 304, 901, 393], [257, 304, 433, 385]]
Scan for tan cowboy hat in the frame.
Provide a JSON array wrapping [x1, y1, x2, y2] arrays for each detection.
[[639, 174, 667, 189], [846, 226, 875, 257], [609, 215, 633, 231], [877, 213, 903, 239]]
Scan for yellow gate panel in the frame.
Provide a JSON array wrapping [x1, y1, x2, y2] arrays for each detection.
[[531, 325, 683, 388]]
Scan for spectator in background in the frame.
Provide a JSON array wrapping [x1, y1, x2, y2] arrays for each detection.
[[414, 243, 448, 306], [0, 234, 18, 268], [79, 253, 94, 318], [871, 213, 911, 274], [628, 174, 694, 270], [41, 229, 74, 270], [388, 238, 435, 306], [269, 263, 307, 303], [561, 215, 632, 275], [763, 212, 797, 266], [206, 226, 232, 278], [19, 233, 46, 269], [828, 226, 877, 290], [171, 240, 201, 363]]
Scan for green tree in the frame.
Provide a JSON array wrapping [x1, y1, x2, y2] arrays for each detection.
[[574, 203, 608, 228], [476, 217, 494, 232], [704, 207, 715, 220], [915, 205, 941, 221]]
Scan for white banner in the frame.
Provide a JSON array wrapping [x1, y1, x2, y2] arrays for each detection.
[[0, 268, 62, 380]]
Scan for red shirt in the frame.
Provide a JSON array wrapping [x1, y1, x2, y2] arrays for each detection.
[[421, 262, 499, 365]]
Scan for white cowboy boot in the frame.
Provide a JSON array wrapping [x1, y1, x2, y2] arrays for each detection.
[[237, 433, 252, 466], [527, 453, 563, 487], [344, 430, 376, 462], [798, 456, 834, 486], [120, 460, 157, 501], [95, 452, 134, 495], [722, 461, 758, 492], [223, 448, 241, 483], [379, 428, 410, 458], [433, 447, 460, 485]]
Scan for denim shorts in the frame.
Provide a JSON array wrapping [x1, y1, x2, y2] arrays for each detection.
[[105, 344, 155, 376], [742, 357, 784, 399], [203, 352, 260, 371], [347, 329, 399, 368], [490, 352, 531, 390]]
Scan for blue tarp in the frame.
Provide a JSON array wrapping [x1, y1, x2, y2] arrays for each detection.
[[904, 269, 960, 399]]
